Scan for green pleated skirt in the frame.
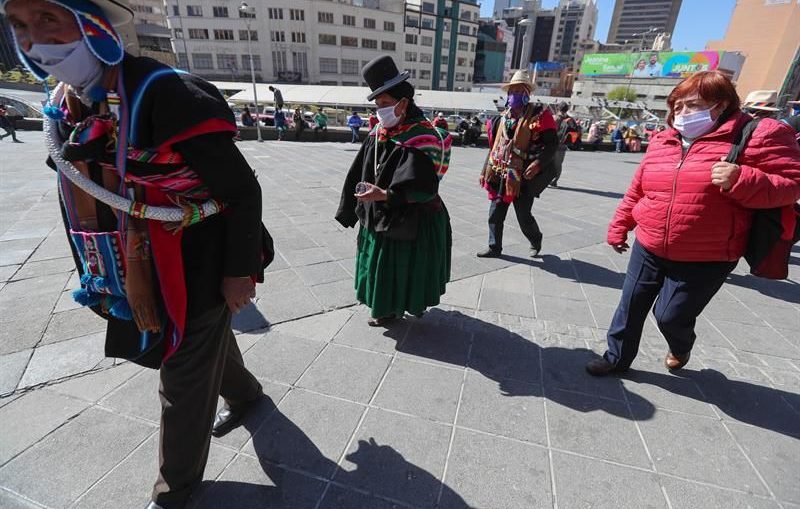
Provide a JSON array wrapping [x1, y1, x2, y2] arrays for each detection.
[[355, 207, 452, 319]]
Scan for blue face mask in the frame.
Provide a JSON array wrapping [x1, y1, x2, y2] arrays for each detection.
[[507, 92, 530, 109]]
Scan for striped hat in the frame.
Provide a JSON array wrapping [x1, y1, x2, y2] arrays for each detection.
[[1, 0, 132, 81], [743, 90, 780, 112]]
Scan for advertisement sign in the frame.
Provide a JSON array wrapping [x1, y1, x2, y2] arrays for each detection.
[[579, 51, 723, 78]]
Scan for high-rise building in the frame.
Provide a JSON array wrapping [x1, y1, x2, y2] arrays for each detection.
[[130, 0, 176, 66], [551, 0, 597, 70], [474, 19, 515, 83], [606, 0, 682, 48], [707, 0, 800, 104], [493, 0, 535, 18]]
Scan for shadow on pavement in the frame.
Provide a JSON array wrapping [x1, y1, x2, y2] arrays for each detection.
[[501, 254, 624, 290], [232, 302, 271, 333], [192, 396, 470, 508], [549, 185, 625, 200], [725, 273, 800, 305]]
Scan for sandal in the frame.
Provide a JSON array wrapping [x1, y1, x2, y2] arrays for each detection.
[[367, 315, 397, 327]]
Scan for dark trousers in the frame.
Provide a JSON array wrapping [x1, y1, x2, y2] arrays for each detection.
[[350, 126, 360, 143], [604, 241, 735, 369], [552, 148, 566, 185], [152, 305, 262, 507], [487, 179, 542, 252]]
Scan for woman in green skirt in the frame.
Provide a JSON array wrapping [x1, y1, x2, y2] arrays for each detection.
[[336, 55, 452, 326]]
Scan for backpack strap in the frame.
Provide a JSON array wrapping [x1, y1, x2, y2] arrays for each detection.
[[725, 117, 762, 164]]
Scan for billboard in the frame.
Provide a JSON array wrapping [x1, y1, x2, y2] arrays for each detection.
[[579, 51, 723, 78]]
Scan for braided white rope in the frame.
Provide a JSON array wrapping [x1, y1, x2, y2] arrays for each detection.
[[45, 83, 223, 222]]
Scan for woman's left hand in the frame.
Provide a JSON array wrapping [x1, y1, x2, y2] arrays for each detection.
[[711, 157, 741, 191], [355, 182, 388, 202], [523, 161, 540, 180]]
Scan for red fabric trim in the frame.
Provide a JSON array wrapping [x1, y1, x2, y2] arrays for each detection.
[[157, 118, 236, 151], [538, 109, 557, 131], [780, 205, 797, 241], [146, 187, 187, 362]]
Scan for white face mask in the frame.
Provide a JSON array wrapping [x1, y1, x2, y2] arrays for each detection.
[[25, 40, 103, 90], [376, 102, 401, 128], [673, 107, 717, 140]]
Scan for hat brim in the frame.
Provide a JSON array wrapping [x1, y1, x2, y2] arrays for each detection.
[[367, 71, 411, 101], [0, 0, 133, 26], [745, 105, 781, 112], [501, 80, 533, 91]]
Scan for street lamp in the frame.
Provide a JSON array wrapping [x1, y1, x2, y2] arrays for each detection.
[[239, 1, 262, 142], [517, 18, 534, 74]]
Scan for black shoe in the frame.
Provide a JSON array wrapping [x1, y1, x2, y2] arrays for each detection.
[[585, 356, 627, 376], [145, 502, 165, 509], [211, 394, 262, 437], [530, 234, 543, 257], [550, 181, 558, 188], [476, 248, 502, 258]]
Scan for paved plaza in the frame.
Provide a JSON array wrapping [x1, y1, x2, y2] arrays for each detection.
[[0, 133, 798, 509]]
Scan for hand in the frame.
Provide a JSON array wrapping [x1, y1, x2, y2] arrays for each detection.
[[354, 182, 388, 202], [221, 276, 255, 314], [711, 157, 741, 191], [479, 174, 485, 187], [523, 161, 540, 180], [611, 242, 629, 254]]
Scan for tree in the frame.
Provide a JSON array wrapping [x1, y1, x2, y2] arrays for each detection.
[[607, 86, 638, 103]]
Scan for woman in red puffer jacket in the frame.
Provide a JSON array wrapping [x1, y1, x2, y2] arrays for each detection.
[[586, 71, 800, 376]]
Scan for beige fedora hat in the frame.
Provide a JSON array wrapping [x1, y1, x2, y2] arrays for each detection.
[[501, 69, 534, 91], [743, 90, 780, 112]]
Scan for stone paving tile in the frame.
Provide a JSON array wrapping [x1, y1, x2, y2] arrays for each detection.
[[0, 489, 44, 509], [48, 362, 143, 403], [457, 371, 546, 445], [0, 349, 30, 395], [439, 275, 483, 310], [635, 409, 767, 495], [0, 407, 154, 508], [469, 330, 541, 385], [0, 389, 88, 465], [18, 332, 105, 388], [309, 278, 359, 309], [243, 389, 364, 479], [296, 344, 391, 404], [40, 307, 107, 345], [440, 428, 552, 509], [0, 264, 20, 282], [254, 287, 325, 324], [317, 484, 408, 509], [0, 272, 71, 354], [243, 331, 325, 385], [714, 320, 800, 359], [270, 308, 353, 342], [620, 370, 717, 417], [659, 476, 781, 509], [552, 451, 668, 509], [98, 368, 162, 424], [0, 238, 42, 266], [10, 257, 74, 281], [294, 261, 351, 286], [332, 310, 409, 354], [373, 358, 463, 423], [335, 408, 451, 509]]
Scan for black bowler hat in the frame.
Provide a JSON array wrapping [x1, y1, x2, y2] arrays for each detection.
[[362, 55, 411, 101]]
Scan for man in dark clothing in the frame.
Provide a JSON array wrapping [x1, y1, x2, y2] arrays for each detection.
[[0, 103, 22, 142], [551, 101, 579, 187], [477, 70, 558, 258], [268, 84, 284, 110], [2, 1, 268, 507]]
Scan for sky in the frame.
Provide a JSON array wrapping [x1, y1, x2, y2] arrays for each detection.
[[479, 0, 737, 52]]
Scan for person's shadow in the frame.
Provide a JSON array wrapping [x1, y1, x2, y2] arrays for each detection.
[[725, 272, 800, 305], [190, 396, 470, 508]]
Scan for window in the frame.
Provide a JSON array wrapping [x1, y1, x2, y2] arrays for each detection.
[[422, 2, 435, 13], [460, 10, 471, 20], [443, 22, 449, 32], [405, 34, 417, 44], [459, 25, 470, 35], [405, 52, 417, 62], [318, 11, 333, 23], [192, 53, 212, 69], [319, 34, 336, 45], [364, 18, 375, 29], [212, 6, 228, 17], [384, 21, 395, 31], [421, 35, 433, 46], [457, 57, 466, 66], [343, 14, 355, 26], [173, 28, 183, 39], [291, 32, 306, 43], [214, 29, 234, 40], [186, 5, 202, 16], [420, 69, 431, 80], [270, 31, 285, 42], [470, 43, 475, 52], [272, 51, 287, 74], [421, 18, 434, 29], [442, 38, 449, 48], [217, 54, 236, 70], [176, 53, 188, 69], [132, 4, 155, 14], [292, 51, 308, 76], [381, 41, 396, 51], [342, 59, 359, 75], [441, 55, 449, 65], [242, 54, 261, 71], [455, 72, 465, 81], [290, 9, 304, 21], [420, 53, 432, 63], [319, 58, 338, 74], [239, 30, 257, 41], [407, 69, 417, 78], [406, 16, 418, 28], [268, 8, 283, 19], [341, 36, 358, 47], [362, 38, 378, 49], [239, 9, 255, 18], [172, 5, 179, 16], [188, 28, 208, 39], [458, 41, 468, 51], [440, 71, 447, 82]]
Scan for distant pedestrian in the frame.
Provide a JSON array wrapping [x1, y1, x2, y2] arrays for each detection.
[[0, 103, 22, 142], [313, 109, 328, 139], [268, 85, 284, 110], [348, 111, 363, 143], [293, 107, 305, 140], [434, 112, 449, 131], [552, 101, 578, 187], [611, 125, 625, 152], [586, 122, 602, 151], [274, 109, 287, 140], [586, 70, 800, 376], [742, 89, 781, 119], [240, 106, 254, 127]]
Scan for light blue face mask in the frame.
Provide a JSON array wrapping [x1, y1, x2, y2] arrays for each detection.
[[24, 39, 103, 90]]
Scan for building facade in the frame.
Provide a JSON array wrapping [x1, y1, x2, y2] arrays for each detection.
[[606, 0, 682, 48], [473, 18, 515, 83], [551, 0, 597, 71], [130, 0, 177, 65], [706, 0, 800, 104], [0, 16, 17, 72], [164, 0, 479, 91]]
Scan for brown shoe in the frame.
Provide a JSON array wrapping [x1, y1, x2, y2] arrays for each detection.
[[664, 351, 691, 371], [585, 357, 623, 376], [367, 315, 397, 327]]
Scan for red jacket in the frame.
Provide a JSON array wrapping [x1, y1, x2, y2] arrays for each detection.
[[608, 111, 800, 262]]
